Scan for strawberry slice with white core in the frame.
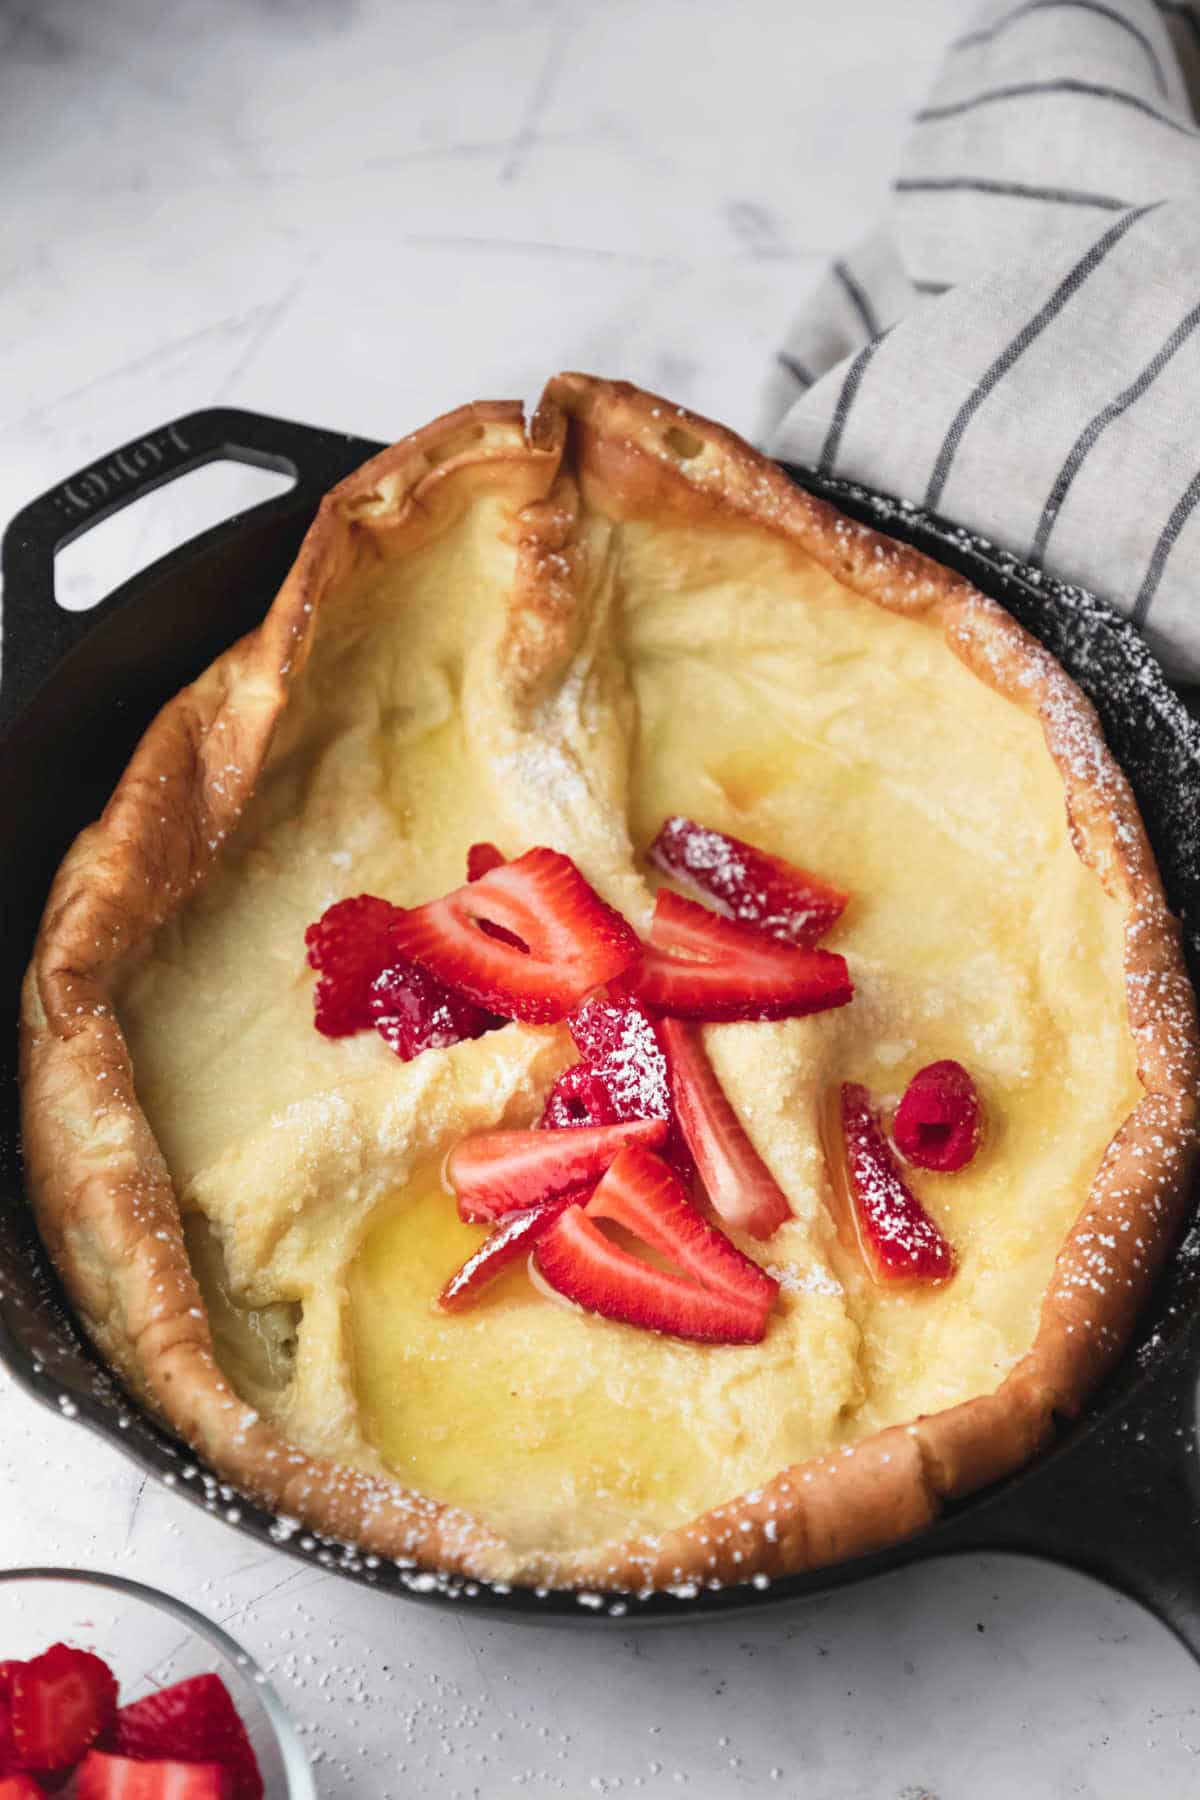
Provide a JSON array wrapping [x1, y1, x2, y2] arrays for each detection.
[[391, 848, 641, 1023], [112, 1674, 263, 1800], [466, 842, 506, 882], [534, 1206, 769, 1344], [659, 1018, 793, 1239], [463, 842, 527, 946], [447, 1118, 668, 1222], [75, 1753, 234, 1799], [9, 1644, 117, 1772], [839, 1082, 955, 1283], [439, 1199, 572, 1310], [648, 816, 848, 945], [892, 1059, 982, 1172], [586, 1146, 777, 1313], [634, 890, 853, 1022]]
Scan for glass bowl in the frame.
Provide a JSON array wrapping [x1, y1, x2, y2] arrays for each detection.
[[0, 1568, 315, 1798]]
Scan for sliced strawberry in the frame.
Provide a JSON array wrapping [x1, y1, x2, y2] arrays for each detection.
[[659, 1018, 792, 1239], [439, 1199, 572, 1310], [586, 1146, 777, 1313], [447, 1118, 668, 1223], [634, 890, 852, 1023], [535, 1206, 767, 1343], [304, 894, 401, 1036], [0, 1668, 19, 1774], [75, 1753, 233, 1799], [540, 1062, 622, 1129], [0, 1678, 19, 1785], [558, 996, 694, 1177], [463, 844, 527, 946], [466, 842, 506, 882], [838, 1083, 955, 1283], [111, 1676, 261, 1800], [9, 1645, 117, 1773], [368, 959, 503, 1060], [0, 1776, 46, 1799], [893, 1059, 982, 1172], [568, 997, 672, 1125], [307, 894, 504, 1057], [391, 848, 641, 1024], [648, 816, 848, 945]]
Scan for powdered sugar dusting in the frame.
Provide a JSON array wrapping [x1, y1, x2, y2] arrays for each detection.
[[840, 1083, 955, 1282], [569, 998, 671, 1122], [648, 815, 845, 945]]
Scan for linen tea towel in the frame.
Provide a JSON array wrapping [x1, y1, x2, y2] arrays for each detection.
[[762, 0, 1200, 682]]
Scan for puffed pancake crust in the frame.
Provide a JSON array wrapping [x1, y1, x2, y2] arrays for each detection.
[[20, 374, 1199, 1593]]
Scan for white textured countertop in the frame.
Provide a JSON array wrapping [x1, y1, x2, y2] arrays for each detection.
[[2, 3, 1199, 1794]]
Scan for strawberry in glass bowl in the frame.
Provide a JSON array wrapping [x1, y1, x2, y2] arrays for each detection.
[[0, 1570, 313, 1798]]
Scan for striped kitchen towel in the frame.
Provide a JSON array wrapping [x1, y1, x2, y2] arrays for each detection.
[[762, 0, 1200, 681]]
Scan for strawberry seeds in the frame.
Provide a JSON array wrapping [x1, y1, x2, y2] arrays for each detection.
[[305, 818, 984, 1340]]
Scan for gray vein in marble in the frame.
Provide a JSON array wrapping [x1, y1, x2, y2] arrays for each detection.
[[3, 309, 278, 432], [500, 2, 580, 184], [122, 1475, 148, 1551], [403, 231, 689, 269], [216, 264, 319, 399], [216, 1564, 326, 1628]]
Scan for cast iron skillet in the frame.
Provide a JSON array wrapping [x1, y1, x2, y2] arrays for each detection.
[[3, 408, 1200, 1643]]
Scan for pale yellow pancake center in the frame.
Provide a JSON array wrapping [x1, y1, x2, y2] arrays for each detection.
[[115, 495, 1142, 1565]]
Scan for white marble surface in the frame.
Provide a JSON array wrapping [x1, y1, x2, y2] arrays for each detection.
[[2, 2, 1199, 1794]]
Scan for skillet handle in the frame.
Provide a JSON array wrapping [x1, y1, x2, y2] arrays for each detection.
[[0, 406, 380, 724], [927, 1338, 1200, 1662]]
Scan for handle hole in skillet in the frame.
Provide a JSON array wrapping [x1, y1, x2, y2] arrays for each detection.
[[53, 459, 295, 613]]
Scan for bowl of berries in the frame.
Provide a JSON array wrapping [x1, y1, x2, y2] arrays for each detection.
[[0, 1569, 314, 1797]]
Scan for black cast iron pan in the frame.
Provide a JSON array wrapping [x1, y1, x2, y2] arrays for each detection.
[[3, 407, 1200, 1644]]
